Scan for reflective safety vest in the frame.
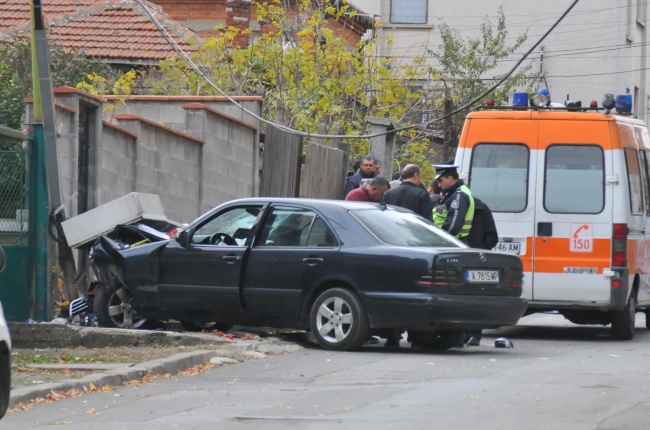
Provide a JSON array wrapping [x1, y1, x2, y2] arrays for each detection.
[[434, 184, 475, 238]]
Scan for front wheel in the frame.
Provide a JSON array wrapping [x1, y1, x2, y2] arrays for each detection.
[[94, 285, 148, 329], [310, 288, 369, 351], [611, 295, 635, 340]]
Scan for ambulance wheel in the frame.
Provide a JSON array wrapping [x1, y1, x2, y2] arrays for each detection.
[[611, 295, 635, 340]]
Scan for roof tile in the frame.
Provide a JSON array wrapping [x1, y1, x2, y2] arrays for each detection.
[[0, 0, 201, 64]]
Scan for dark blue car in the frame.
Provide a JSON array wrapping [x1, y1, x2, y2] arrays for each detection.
[[90, 198, 526, 351]]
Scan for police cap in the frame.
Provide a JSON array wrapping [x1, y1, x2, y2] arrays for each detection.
[[433, 165, 459, 180]]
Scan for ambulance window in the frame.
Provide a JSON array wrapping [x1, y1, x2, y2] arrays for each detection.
[[544, 145, 604, 214], [641, 151, 650, 214], [469, 143, 528, 212], [624, 147, 644, 215]]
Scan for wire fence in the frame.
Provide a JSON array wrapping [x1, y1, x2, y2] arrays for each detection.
[[0, 146, 29, 245]]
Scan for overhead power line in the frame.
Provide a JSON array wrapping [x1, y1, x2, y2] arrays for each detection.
[[134, 0, 580, 140]]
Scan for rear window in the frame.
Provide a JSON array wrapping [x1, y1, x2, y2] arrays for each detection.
[[544, 145, 604, 214], [469, 143, 529, 212], [351, 208, 462, 247]]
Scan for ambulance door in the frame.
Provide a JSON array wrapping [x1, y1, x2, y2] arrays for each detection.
[[636, 148, 650, 302], [462, 119, 537, 301], [532, 121, 613, 302]]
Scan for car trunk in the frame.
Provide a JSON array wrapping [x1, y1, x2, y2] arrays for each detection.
[[419, 249, 523, 297]]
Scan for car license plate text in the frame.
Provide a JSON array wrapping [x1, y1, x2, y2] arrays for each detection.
[[495, 241, 520, 255], [466, 270, 500, 283]]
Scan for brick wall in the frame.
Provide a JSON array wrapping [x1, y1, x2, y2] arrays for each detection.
[[150, 0, 367, 48]]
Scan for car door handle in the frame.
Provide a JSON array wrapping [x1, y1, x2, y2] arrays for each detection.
[[302, 257, 323, 266], [222, 255, 241, 263]]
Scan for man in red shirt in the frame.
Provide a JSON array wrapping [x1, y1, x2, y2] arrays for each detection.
[[345, 176, 390, 202]]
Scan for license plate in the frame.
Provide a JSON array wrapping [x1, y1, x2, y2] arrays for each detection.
[[466, 270, 500, 283], [495, 241, 520, 255]]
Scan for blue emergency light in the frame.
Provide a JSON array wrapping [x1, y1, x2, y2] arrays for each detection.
[[615, 94, 632, 114], [512, 92, 528, 106]]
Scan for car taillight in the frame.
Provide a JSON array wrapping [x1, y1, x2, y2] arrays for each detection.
[[612, 223, 627, 267], [416, 268, 460, 287], [504, 271, 523, 289]]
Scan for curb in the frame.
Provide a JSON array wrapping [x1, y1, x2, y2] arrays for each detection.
[[7, 323, 302, 408]]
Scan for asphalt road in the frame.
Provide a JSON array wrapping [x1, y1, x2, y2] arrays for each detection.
[[4, 313, 650, 430]]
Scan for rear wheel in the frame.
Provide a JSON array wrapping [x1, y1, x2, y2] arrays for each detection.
[[310, 288, 369, 351], [645, 308, 650, 330], [94, 285, 148, 329], [409, 330, 465, 351], [611, 295, 636, 340]]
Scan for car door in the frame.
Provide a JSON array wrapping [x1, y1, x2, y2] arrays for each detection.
[[156, 205, 264, 313], [242, 205, 339, 318]]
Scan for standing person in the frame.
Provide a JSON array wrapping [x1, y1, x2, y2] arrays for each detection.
[[381, 164, 433, 221], [433, 165, 481, 346], [345, 176, 390, 203], [343, 155, 376, 198], [463, 196, 499, 346], [432, 165, 475, 243], [428, 178, 443, 206], [347, 159, 361, 178], [379, 164, 432, 348]]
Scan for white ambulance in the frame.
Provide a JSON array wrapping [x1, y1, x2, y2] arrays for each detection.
[[454, 92, 650, 339]]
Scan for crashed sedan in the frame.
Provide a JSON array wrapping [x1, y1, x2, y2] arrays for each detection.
[[90, 198, 526, 351]]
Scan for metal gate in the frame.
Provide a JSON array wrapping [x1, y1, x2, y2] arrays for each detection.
[[0, 140, 31, 320]]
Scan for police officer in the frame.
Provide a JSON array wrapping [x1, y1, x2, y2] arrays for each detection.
[[433, 165, 482, 346], [432, 165, 474, 243]]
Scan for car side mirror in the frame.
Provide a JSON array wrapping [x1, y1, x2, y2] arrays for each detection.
[[176, 230, 190, 247]]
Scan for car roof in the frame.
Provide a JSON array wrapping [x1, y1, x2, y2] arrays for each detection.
[[219, 197, 382, 210]]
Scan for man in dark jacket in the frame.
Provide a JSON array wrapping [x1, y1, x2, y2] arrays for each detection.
[[343, 155, 376, 198], [381, 164, 433, 221], [379, 164, 432, 348]]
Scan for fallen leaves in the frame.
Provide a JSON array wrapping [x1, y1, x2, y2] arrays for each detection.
[[8, 384, 117, 413], [178, 363, 216, 376]]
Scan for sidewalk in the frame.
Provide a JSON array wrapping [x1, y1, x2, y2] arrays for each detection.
[[7, 322, 302, 409]]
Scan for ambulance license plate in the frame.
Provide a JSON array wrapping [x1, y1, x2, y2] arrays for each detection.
[[495, 241, 520, 255], [466, 270, 500, 283]]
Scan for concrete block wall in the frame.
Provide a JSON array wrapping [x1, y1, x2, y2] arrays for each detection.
[[114, 114, 203, 223], [99, 122, 138, 204], [30, 88, 262, 225], [103, 95, 263, 133], [183, 103, 259, 214], [52, 104, 78, 218]]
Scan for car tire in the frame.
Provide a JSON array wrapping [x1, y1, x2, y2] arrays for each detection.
[[94, 284, 148, 329], [611, 295, 636, 340], [645, 308, 650, 330], [0, 342, 9, 419], [409, 330, 465, 351], [180, 321, 233, 333], [310, 288, 369, 351]]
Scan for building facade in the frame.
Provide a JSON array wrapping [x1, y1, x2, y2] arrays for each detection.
[[352, 0, 650, 123]]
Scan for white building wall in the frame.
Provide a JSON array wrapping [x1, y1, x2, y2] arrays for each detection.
[[353, 0, 649, 123]]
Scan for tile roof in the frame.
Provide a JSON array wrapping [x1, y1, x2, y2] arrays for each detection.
[[0, 0, 201, 65]]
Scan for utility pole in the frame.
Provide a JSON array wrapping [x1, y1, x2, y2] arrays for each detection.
[[30, 0, 64, 320]]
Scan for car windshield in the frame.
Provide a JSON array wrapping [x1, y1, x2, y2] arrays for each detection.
[[351, 208, 463, 247]]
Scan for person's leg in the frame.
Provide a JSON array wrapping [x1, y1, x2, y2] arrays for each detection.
[[385, 329, 402, 347], [465, 330, 482, 346]]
